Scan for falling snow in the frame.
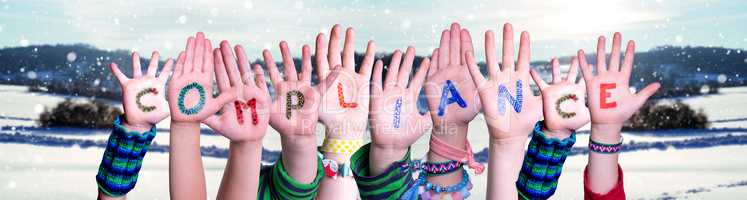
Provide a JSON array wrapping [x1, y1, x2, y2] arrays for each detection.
[[177, 15, 187, 24], [66, 52, 77, 62]]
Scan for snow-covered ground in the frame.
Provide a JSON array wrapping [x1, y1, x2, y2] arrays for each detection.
[[2, 84, 747, 199]]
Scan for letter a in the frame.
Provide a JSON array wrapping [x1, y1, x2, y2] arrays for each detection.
[[437, 80, 468, 116]]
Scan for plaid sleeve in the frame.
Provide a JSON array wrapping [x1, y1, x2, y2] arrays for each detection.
[[95, 116, 156, 197], [517, 121, 576, 200], [257, 153, 324, 200], [350, 143, 415, 200]]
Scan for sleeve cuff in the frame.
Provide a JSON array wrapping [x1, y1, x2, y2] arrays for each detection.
[[95, 116, 157, 197], [516, 121, 576, 199], [583, 164, 626, 200], [350, 143, 415, 199], [258, 152, 324, 199]]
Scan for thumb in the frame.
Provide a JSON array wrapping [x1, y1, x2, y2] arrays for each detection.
[[465, 51, 487, 89], [203, 114, 222, 132], [634, 82, 660, 108], [204, 91, 236, 117]]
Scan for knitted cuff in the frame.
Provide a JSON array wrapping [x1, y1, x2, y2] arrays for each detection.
[[258, 152, 325, 200], [516, 121, 576, 200], [95, 116, 156, 197], [350, 143, 415, 200]]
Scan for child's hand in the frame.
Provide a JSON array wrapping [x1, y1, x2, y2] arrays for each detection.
[[424, 23, 481, 133], [263, 41, 319, 137], [529, 57, 590, 137], [109, 51, 173, 129], [167, 32, 236, 124], [315, 25, 375, 138], [578, 33, 660, 141], [465, 23, 542, 140], [203, 41, 271, 142], [369, 47, 431, 150]]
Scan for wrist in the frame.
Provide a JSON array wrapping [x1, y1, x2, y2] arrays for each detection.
[[590, 123, 623, 144], [431, 123, 468, 149], [230, 139, 263, 150], [122, 116, 153, 132], [170, 120, 200, 129], [541, 124, 573, 140], [370, 145, 408, 163]]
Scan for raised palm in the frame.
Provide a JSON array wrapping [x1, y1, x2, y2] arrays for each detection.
[[167, 32, 236, 123], [264, 42, 319, 136], [465, 23, 542, 140], [315, 25, 375, 138], [370, 48, 432, 149], [110, 51, 173, 127], [578, 33, 660, 126], [530, 57, 590, 135], [424, 23, 481, 131], [203, 42, 271, 142]]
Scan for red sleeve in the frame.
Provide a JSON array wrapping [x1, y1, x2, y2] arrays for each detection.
[[584, 164, 626, 200]]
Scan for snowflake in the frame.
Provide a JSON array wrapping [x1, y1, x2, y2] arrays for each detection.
[[66, 51, 77, 62], [178, 15, 187, 24]]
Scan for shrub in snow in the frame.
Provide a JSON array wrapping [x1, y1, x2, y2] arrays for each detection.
[[38, 99, 122, 128], [624, 100, 709, 131]]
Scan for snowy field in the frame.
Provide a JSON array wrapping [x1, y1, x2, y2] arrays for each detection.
[[2, 84, 747, 199]]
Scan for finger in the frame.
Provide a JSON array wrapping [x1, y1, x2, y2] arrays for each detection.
[[342, 27, 356, 70], [359, 40, 376, 80], [449, 23, 461, 65], [517, 31, 531, 73], [384, 50, 402, 89], [203, 114, 222, 132], [220, 41, 241, 86], [184, 36, 195, 71], [596, 36, 607, 74], [174, 51, 186, 77], [465, 51, 487, 88], [279, 41, 298, 81], [438, 30, 449, 70], [328, 24, 342, 68], [203, 39, 214, 76], [131, 52, 143, 78], [578, 50, 593, 81], [530, 68, 549, 90], [235, 45, 254, 85], [371, 60, 384, 98], [253, 64, 268, 91], [397, 47, 415, 87], [193, 32, 206, 73], [635, 82, 661, 107], [566, 57, 580, 83], [212, 92, 238, 113], [109, 63, 129, 83], [262, 50, 282, 87], [502, 23, 516, 72], [300, 45, 312, 82], [485, 30, 499, 77], [213, 49, 231, 91], [157, 58, 174, 81], [315, 33, 330, 80], [145, 51, 160, 77], [608, 32, 622, 72], [430, 48, 439, 74], [551, 58, 561, 84], [409, 58, 430, 93], [460, 28, 474, 66], [621, 40, 636, 82]]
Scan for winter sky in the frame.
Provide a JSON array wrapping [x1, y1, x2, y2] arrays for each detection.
[[0, 0, 745, 61]]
